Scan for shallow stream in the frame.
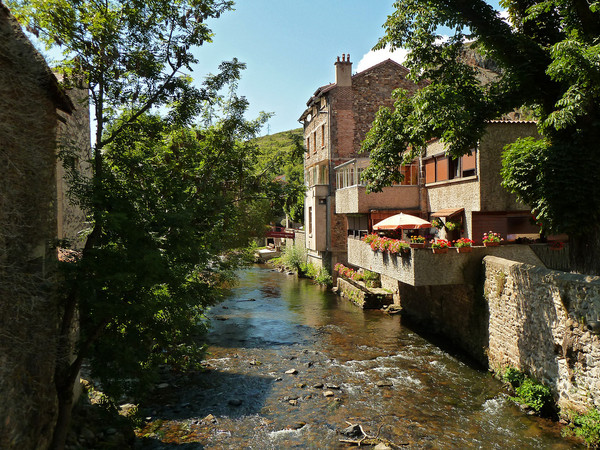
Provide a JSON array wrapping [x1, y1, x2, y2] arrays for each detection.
[[138, 265, 580, 448]]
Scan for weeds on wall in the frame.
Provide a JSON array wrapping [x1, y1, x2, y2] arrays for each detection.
[[563, 408, 600, 448], [502, 367, 553, 415]]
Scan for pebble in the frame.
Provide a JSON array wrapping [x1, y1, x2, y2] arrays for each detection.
[[288, 399, 298, 406], [285, 368, 298, 375], [323, 390, 335, 397], [288, 421, 306, 430], [326, 384, 340, 390], [313, 383, 324, 389], [374, 444, 392, 450], [275, 377, 283, 381], [376, 380, 393, 387], [203, 414, 217, 423], [157, 383, 169, 389]]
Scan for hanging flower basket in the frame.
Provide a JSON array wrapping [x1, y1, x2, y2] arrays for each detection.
[[432, 247, 449, 254]]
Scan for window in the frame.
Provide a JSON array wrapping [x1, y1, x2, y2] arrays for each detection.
[[308, 207, 313, 234], [317, 164, 328, 185], [321, 124, 325, 147], [313, 131, 317, 153], [306, 137, 310, 157], [424, 150, 477, 183]]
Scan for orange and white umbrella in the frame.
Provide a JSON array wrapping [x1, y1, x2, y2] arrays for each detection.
[[372, 213, 432, 231]]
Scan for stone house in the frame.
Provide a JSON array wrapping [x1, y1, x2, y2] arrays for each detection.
[[0, 3, 90, 448], [299, 55, 424, 270], [422, 120, 541, 243]]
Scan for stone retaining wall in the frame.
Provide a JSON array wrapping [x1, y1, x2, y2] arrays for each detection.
[[484, 256, 600, 414], [336, 278, 393, 309]]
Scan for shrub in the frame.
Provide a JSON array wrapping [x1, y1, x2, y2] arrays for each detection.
[[503, 367, 525, 388], [279, 244, 306, 273], [314, 268, 333, 286], [512, 378, 553, 413], [564, 408, 600, 448]]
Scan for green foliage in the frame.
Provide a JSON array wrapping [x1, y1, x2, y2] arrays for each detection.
[[502, 367, 525, 388], [361, 0, 600, 273], [512, 378, 553, 413], [503, 367, 553, 414], [313, 268, 333, 287], [564, 408, 600, 448], [8, 0, 277, 430], [278, 244, 307, 273]]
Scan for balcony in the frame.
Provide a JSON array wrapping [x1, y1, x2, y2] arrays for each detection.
[[335, 184, 420, 214], [347, 238, 542, 287]]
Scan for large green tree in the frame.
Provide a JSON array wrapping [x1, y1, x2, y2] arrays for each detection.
[[8, 0, 275, 447], [361, 0, 600, 274]]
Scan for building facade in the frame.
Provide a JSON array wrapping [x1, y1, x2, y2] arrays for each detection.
[[299, 55, 424, 270]]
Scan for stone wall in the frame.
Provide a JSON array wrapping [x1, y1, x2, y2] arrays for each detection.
[[484, 256, 600, 414], [0, 4, 73, 448]]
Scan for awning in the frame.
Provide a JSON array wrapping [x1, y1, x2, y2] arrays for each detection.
[[430, 208, 464, 219]]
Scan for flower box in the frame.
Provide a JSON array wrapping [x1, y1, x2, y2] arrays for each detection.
[[456, 246, 472, 253], [432, 247, 448, 254], [484, 242, 499, 247], [410, 243, 425, 249]]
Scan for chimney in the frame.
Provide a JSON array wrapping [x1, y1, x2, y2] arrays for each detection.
[[335, 53, 352, 87]]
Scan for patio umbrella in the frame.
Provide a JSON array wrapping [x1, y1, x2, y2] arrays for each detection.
[[372, 213, 432, 231]]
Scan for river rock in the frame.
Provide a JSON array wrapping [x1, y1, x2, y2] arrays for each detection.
[[313, 383, 324, 389], [341, 424, 363, 438], [288, 421, 306, 430], [285, 368, 298, 375], [288, 399, 298, 406], [376, 380, 393, 387], [228, 399, 242, 407], [323, 390, 335, 397], [157, 382, 169, 389], [202, 414, 217, 424], [326, 384, 340, 390], [374, 444, 392, 450]]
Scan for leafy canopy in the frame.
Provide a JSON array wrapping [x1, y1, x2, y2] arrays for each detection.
[[361, 0, 600, 242]]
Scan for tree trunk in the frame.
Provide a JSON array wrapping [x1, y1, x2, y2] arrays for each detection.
[[569, 228, 600, 275], [49, 375, 76, 450]]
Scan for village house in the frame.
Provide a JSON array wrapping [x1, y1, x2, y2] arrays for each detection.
[[299, 54, 425, 270]]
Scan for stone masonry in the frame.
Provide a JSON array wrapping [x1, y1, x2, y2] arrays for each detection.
[[484, 256, 600, 415]]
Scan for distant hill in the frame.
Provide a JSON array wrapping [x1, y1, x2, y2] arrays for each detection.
[[253, 128, 303, 155]]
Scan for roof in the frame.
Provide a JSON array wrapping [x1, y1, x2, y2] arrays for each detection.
[[0, 3, 74, 114], [299, 59, 412, 122]]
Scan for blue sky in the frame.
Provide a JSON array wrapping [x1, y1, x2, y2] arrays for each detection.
[[193, 1, 400, 135]]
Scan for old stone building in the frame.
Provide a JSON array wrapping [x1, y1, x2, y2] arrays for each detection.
[[299, 55, 425, 270], [0, 3, 89, 448]]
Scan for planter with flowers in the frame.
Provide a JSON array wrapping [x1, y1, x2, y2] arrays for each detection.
[[431, 218, 443, 229], [430, 239, 451, 254], [409, 235, 426, 248], [361, 234, 410, 256], [483, 231, 503, 247], [454, 238, 474, 253]]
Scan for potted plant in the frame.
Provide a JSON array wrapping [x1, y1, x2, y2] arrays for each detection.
[[388, 239, 410, 255], [454, 237, 474, 253], [409, 235, 426, 248], [483, 231, 503, 247], [430, 239, 451, 253], [445, 220, 459, 231], [431, 218, 443, 229]]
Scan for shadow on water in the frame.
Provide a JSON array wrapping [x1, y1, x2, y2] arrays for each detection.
[[143, 370, 276, 421]]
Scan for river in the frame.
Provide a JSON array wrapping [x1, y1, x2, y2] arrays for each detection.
[[137, 265, 580, 448]]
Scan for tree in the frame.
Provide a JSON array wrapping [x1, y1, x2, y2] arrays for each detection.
[[360, 0, 600, 274], [8, 0, 273, 447]]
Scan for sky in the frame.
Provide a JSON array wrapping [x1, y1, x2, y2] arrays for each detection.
[[192, 1, 403, 135]]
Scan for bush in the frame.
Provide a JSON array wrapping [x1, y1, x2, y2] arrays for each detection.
[[512, 378, 553, 413], [314, 268, 333, 287], [503, 367, 525, 388], [564, 408, 600, 448], [279, 245, 306, 273]]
